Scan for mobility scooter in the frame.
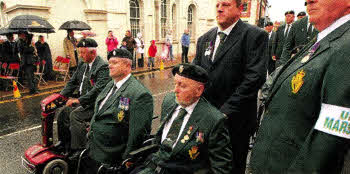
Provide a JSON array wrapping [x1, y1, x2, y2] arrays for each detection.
[[21, 93, 69, 174]]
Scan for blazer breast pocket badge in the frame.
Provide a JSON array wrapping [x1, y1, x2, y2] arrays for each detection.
[[291, 70, 306, 94], [117, 97, 130, 122]]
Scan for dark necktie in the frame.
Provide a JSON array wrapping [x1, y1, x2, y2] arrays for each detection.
[[307, 24, 313, 40], [162, 108, 188, 149], [213, 32, 227, 61], [285, 24, 290, 37], [81, 65, 90, 95]]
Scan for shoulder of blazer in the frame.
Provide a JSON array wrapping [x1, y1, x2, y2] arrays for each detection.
[[198, 27, 218, 41]]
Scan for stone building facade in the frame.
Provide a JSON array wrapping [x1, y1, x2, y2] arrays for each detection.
[[0, 0, 267, 61]]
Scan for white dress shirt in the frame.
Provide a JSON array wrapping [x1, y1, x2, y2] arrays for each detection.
[[98, 74, 131, 110], [161, 100, 199, 148], [284, 23, 293, 37], [211, 20, 238, 61], [79, 59, 95, 94], [317, 13, 350, 43]]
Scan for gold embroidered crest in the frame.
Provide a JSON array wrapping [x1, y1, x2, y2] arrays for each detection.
[[291, 70, 306, 94], [189, 146, 200, 160], [117, 110, 124, 122]]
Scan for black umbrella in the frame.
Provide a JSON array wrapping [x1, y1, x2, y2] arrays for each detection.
[[59, 20, 91, 31], [0, 27, 19, 35], [8, 15, 55, 33]]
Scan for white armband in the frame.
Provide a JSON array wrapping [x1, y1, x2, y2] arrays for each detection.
[[315, 103, 350, 139]]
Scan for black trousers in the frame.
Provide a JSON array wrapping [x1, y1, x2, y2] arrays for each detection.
[[227, 113, 255, 174], [138, 53, 144, 68], [57, 105, 94, 151], [181, 46, 189, 63], [23, 64, 37, 92]]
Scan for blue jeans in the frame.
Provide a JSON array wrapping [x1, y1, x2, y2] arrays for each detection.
[[148, 57, 155, 68]]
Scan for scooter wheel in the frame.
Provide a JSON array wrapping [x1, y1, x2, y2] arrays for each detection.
[[42, 159, 68, 174]]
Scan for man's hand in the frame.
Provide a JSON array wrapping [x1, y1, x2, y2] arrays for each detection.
[[66, 98, 80, 107]]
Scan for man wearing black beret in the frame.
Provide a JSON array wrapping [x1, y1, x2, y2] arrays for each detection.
[[79, 48, 154, 173], [131, 63, 232, 174], [56, 38, 111, 158]]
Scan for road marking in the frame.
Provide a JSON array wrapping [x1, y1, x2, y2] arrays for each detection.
[[0, 89, 62, 104], [0, 90, 173, 138], [0, 121, 57, 139]]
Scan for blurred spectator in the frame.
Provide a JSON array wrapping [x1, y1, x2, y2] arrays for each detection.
[[120, 41, 127, 49], [147, 40, 157, 70], [166, 30, 174, 61], [105, 30, 118, 54], [122, 30, 136, 69], [35, 35, 53, 80], [135, 32, 144, 67], [2, 34, 20, 73], [63, 30, 78, 74], [19, 33, 39, 94], [161, 42, 169, 62], [181, 29, 190, 63]]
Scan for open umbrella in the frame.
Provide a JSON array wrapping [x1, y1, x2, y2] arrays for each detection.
[[0, 27, 19, 35], [8, 15, 55, 33], [59, 20, 91, 31]]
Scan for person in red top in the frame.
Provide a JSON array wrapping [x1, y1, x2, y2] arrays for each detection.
[[147, 40, 157, 70], [105, 30, 119, 54]]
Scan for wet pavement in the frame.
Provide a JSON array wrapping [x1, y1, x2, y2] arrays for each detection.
[[0, 69, 174, 174]]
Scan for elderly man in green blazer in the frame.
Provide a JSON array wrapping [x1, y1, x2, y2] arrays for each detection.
[[131, 64, 232, 174], [79, 48, 154, 174], [250, 0, 350, 173], [56, 38, 110, 156]]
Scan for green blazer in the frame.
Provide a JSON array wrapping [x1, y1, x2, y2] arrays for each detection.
[[250, 20, 350, 173], [60, 56, 110, 108], [280, 17, 318, 65], [142, 93, 232, 174], [88, 76, 153, 164]]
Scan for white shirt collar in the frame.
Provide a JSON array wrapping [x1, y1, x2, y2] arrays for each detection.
[[88, 57, 96, 68], [114, 73, 131, 89], [317, 13, 350, 43], [217, 20, 238, 36], [176, 99, 199, 115]]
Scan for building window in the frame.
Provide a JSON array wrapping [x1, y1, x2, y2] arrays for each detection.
[[161, 0, 167, 39], [187, 5, 194, 39], [130, 0, 140, 38]]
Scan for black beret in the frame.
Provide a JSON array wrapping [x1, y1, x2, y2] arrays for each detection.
[[297, 11, 306, 17], [265, 22, 274, 27], [172, 63, 209, 84], [285, 10, 295, 16], [107, 48, 132, 60], [77, 38, 98, 48]]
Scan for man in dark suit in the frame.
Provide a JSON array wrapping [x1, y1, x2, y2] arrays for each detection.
[[250, 0, 350, 173], [192, 0, 268, 173], [80, 49, 154, 174], [280, 16, 318, 63], [132, 64, 232, 174], [265, 22, 277, 74], [55, 38, 111, 157], [274, 10, 295, 67]]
